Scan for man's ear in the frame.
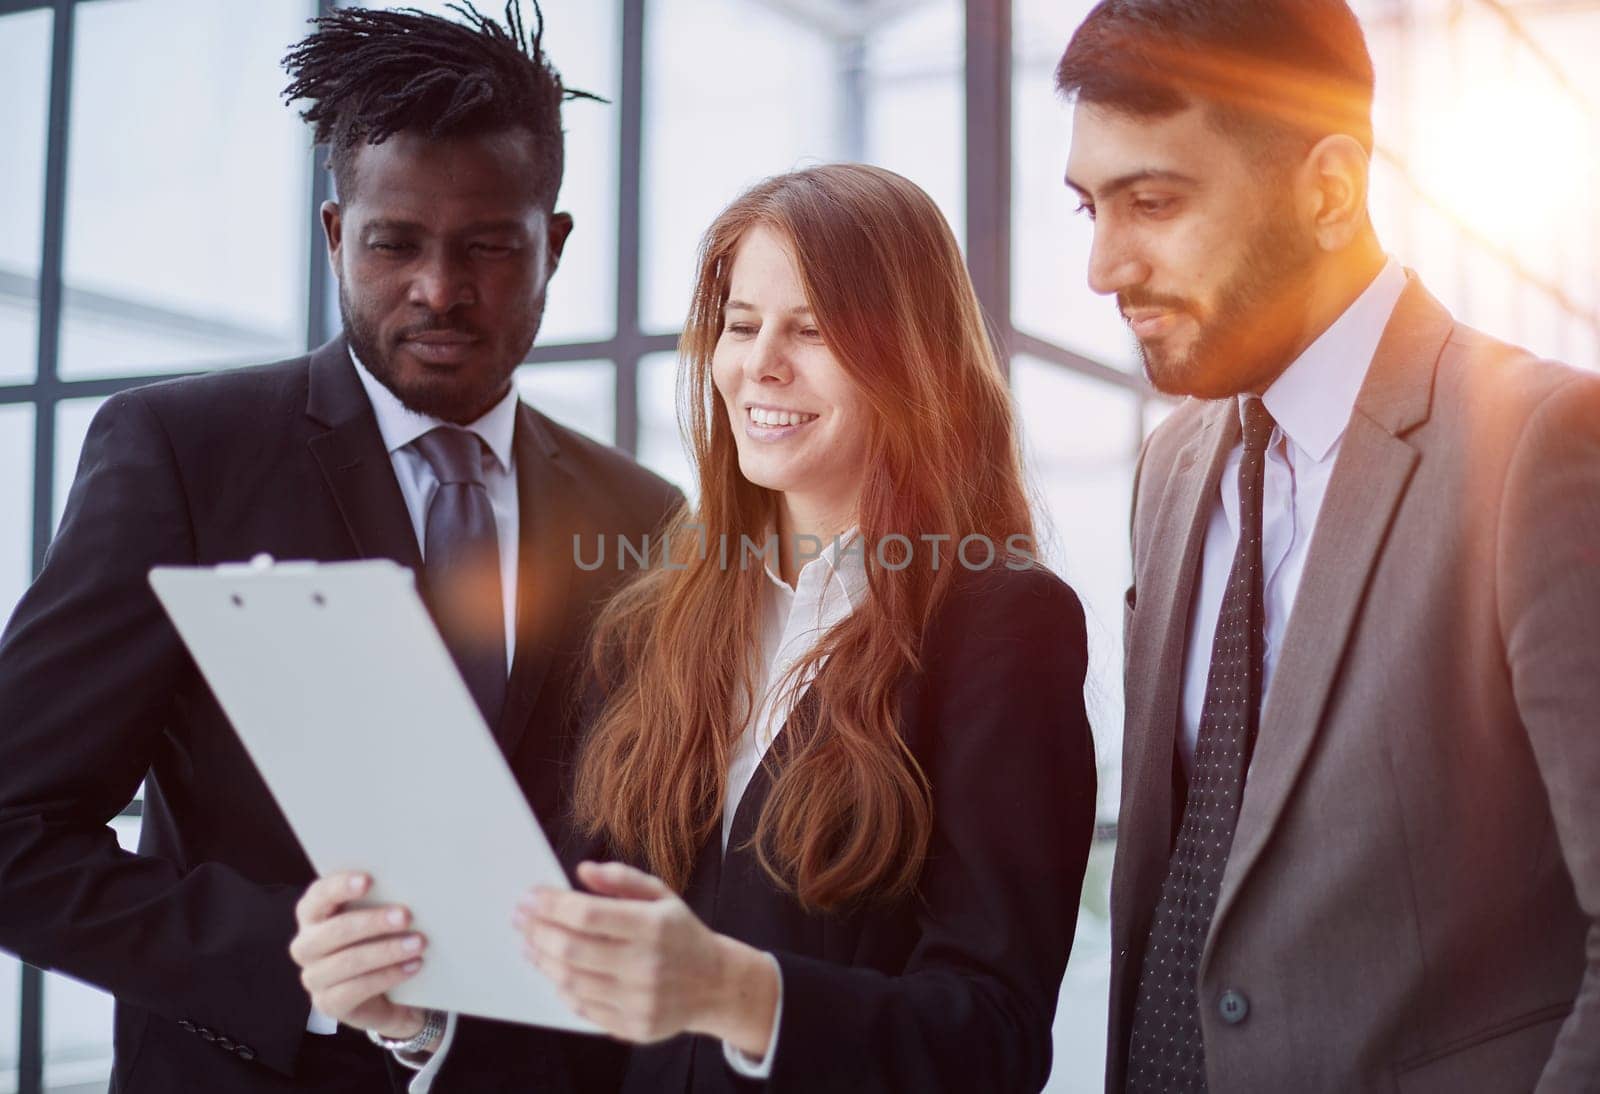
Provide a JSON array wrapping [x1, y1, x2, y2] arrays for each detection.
[[1302, 134, 1370, 252], [546, 211, 574, 270], [320, 200, 343, 270]]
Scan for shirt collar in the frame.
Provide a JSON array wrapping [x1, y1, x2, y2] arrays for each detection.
[[760, 527, 869, 611], [349, 349, 518, 473], [1246, 257, 1407, 463]]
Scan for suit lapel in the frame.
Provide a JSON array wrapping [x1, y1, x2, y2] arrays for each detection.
[[1209, 277, 1451, 942], [304, 337, 423, 572], [1121, 400, 1237, 907], [308, 349, 572, 757], [491, 405, 574, 756]]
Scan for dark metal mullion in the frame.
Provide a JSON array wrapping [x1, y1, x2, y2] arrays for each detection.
[[304, 0, 336, 350], [21, 2, 75, 1090], [964, 0, 1012, 375], [613, 0, 646, 454], [1, 372, 206, 408], [31, 0, 72, 573], [305, 143, 333, 350], [526, 332, 674, 366], [839, 36, 867, 162], [0, 333, 684, 406], [1012, 330, 1151, 395]]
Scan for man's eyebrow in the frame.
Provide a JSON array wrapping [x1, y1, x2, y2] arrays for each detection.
[[457, 219, 530, 234], [361, 218, 423, 233], [1064, 169, 1200, 201], [359, 218, 528, 234]]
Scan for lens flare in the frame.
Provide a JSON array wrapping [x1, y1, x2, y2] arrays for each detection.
[[1408, 83, 1593, 256]]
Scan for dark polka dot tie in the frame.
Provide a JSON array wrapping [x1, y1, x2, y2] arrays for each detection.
[[1126, 397, 1276, 1092], [412, 426, 507, 730]]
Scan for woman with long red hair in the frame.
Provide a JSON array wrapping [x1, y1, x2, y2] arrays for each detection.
[[529, 163, 1095, 1092], [291, 163, 1096, 1092]]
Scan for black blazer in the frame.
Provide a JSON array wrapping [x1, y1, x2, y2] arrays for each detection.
[[0, 337, 681, 1094], [440, 561, 1097, 1093]]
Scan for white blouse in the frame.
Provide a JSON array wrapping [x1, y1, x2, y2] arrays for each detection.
[[722, 532, 867, 852]]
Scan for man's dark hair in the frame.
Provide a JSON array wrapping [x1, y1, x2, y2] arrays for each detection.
[[281, 1, 599, 208], [1055, 0, 1375, 156]]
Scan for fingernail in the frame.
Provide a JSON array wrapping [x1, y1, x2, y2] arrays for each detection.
[[402, 935, 423, 952], [402, 959, 421, 974], [387, 908, 406, 928], [348, 875, 367, 894]]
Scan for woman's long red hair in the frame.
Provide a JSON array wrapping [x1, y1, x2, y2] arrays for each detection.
[[573, 164, 1033, 910]]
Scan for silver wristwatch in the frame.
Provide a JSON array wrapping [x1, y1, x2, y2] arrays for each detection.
[[367, 1009, 446, 1056]]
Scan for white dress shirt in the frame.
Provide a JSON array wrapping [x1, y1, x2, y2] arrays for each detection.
[[350, 352, 521, 663], [406, 537, 865, 1091], [718, 532, 866, 1079], [307, 354, 521, 1046], [1178, 259, 1406, 770], [724, 533, 868, 852]]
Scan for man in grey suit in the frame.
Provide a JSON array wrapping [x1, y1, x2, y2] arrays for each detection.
[[1056, 2, 1600, 1091]]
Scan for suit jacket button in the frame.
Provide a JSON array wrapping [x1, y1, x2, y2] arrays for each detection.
[[198, 1027, 217, 1042], [238, 1045, 256, 1062], [178, 1020, 196, 1033], [217, 1036, 235, 1051], [1219, 989, 1250, 1025]]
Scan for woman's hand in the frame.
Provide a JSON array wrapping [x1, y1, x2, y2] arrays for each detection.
[[517, 861, 779, 1057], [289, 871, 433, 1045]]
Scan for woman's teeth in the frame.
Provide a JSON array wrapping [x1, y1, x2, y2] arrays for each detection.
[[749, 407, 818, 427]]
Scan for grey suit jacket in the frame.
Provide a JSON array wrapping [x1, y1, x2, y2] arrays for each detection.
[[1110, 275, 1600, 1093]]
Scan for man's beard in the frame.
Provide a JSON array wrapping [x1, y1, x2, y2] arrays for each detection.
[[1129, 199, 1318, 400], [340, 285, 545, 425]]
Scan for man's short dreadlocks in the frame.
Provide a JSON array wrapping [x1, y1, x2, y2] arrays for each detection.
[[281, 2, 599, 209]]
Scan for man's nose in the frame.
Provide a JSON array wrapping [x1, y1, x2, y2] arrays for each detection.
[[1086, 224, 1149, 298], [409, 252, 476, 312]]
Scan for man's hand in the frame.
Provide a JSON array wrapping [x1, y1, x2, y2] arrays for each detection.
[[289, 871, 432, 1045]]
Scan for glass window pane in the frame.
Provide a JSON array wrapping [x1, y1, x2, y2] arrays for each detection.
[[1011, 0, 1139, 373], [59, 0, 310, 380], [38, 819, 139, 1093], [340, 1, 621, 345], [46, 396, 121, 1086], [542, 0, 620, 345], [0, 9, 52, 385], [43, 970, 113, 1092], [636, 351, 694, 498], [863, 1, 965, 243], [55, 395, 106, 536], [0, 404, 34, 631], [1015, 357, 1131, 1094], [515, 359, 616, 446], [1050, 839, 1112, 1094], [0, 954, 16, 1089], [642, 1, 968, 335], [642, 0, 840, 333], [1012, 356, 1136, 815], [38, 390, 141, 1079]]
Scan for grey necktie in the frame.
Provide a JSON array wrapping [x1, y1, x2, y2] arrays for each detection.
[[411, 427, 507, 730], [1126, 397, 1276, 1092]]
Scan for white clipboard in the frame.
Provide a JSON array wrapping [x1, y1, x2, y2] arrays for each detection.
[[149, 556, 596, 1034]]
